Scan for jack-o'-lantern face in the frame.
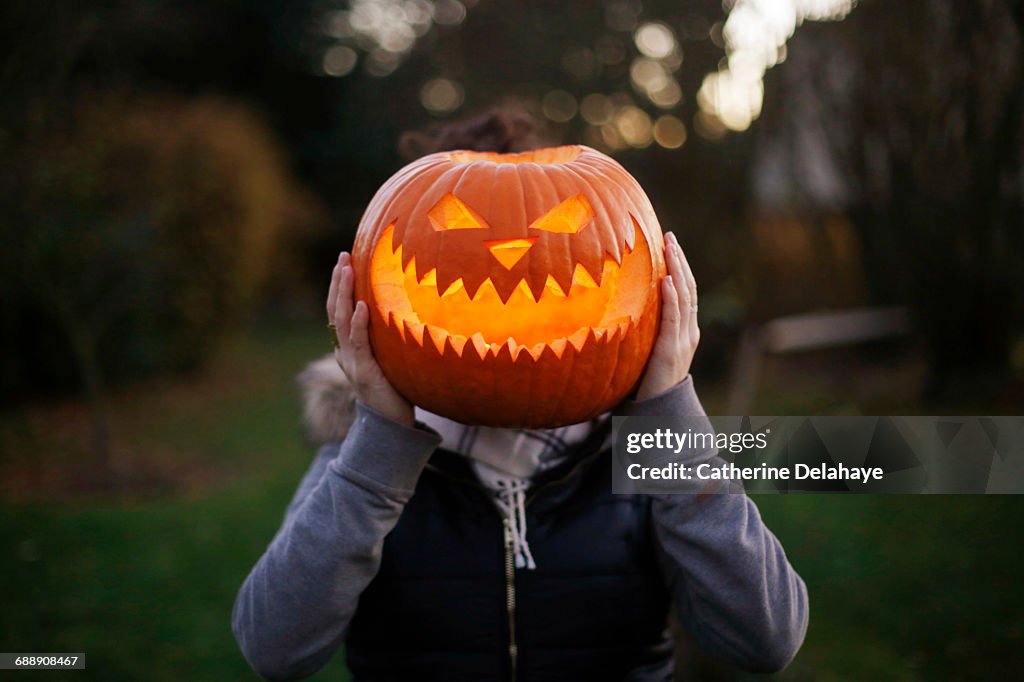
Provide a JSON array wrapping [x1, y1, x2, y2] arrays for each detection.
[[353, 146, 665, 427]]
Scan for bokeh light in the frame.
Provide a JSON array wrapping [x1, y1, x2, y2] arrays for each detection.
[[542, 90, 578, 123], [599, 123, 627, 151], [323, 45, 358, 76], [403, 0, 435, 34], [420, 77, 464, 114], [630, 58, 669, 94], [647, 79, 682, 109], [693, 109, 728, 141], [653, 115, 687, 149], [697, 0, 856, 131], [365, 48, 400, 76], [629, 55, 683, 111], [614, 105, 653, 148], [634, 22, 676, 60], [432, 0, 467, 26], [320, 0, 472, 78], [697, 69, 763, 132]]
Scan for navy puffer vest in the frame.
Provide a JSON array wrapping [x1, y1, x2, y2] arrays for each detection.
[[345, 428, 674, 681]]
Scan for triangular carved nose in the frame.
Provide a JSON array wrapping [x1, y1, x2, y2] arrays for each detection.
[[485, 237, 537, 270]]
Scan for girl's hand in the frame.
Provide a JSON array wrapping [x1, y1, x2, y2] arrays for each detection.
[[635, 232, 701, 401], [327, 252, 414, 426]]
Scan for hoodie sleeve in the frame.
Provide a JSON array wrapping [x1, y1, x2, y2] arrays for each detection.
[[232, 402, 441, 681], [619, 377, 810, 673]]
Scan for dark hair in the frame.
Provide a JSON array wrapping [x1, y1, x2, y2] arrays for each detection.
[[399, 108, 548, 159]]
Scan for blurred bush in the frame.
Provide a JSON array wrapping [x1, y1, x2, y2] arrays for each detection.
[[1, 92, 327, 404]]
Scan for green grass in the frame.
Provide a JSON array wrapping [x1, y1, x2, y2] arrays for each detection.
[[755, 495, 1024, 680], [0, 323, 352, 681], [2, 324, 1022, 680]]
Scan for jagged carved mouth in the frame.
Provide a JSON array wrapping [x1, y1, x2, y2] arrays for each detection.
[[368, 221, 653, 361]]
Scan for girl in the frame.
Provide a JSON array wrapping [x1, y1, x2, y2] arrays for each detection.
[[233, 112, 808, 681]]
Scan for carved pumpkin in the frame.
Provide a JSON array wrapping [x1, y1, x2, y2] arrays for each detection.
[[352, 145, 665, 427]]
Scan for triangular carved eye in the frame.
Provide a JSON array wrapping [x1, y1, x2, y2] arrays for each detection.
[[428, 193, 488, 231], [529, 195, 594, 234]]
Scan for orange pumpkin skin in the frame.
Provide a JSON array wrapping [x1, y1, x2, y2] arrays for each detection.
[[353, 145, 665, 427]]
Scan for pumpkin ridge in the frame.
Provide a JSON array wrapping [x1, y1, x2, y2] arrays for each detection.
[[577, 153, 655, 255], [403, 162, 477, 282], [592, 318, 625, 409], [556, 160, 622, 275], [389, 159, 457, 254], [446, 162, 500, 299], [577, 154, 643, 264], [376, 160, 448, 243], [519, 164, 563, 301], [537, 164, 578, 298]]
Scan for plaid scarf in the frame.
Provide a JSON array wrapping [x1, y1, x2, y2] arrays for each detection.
[[415, 409, 603, 569]]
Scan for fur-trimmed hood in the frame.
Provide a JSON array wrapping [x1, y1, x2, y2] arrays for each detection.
[[297, 354, 357, 445]]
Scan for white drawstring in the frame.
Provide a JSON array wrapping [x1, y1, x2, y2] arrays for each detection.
[[494, 478, 536, 570], [414, 407, 607, 571]]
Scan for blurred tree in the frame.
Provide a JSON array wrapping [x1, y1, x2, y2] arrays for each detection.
[[757, 1, 1024, 396], [855, 0, 1023, 396], [1, 0, 331, 458]]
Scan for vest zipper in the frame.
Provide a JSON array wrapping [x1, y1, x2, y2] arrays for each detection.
[[423, 441, 609, 680], [503, 517, 518, 682]]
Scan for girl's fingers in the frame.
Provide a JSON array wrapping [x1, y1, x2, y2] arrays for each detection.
[[669, 235, 698, 348], [349, 301, 377, 372], [661, 276, 681, 329], [675, 240, 699, 345], [675, 236, 698, 312], [663, 233, 679, 278], [334, 264, 356, 346], [326, 263, 341, 322], [330, 253, 352, 317], [670, 240, 690, 316], [664, 234, 684, 293], [350, 300, 369, 339]]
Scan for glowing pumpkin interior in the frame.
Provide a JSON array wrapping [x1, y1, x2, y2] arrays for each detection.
[[369, 214, 653, 359]]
